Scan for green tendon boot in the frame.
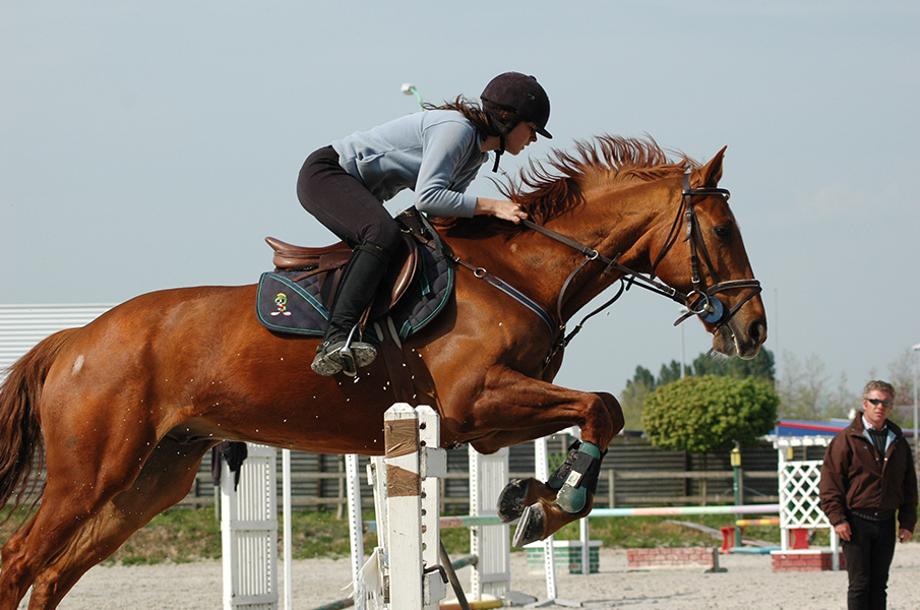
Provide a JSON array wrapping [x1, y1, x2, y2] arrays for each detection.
[[554, 441, 602, 514], [546, 440, 582, 491]]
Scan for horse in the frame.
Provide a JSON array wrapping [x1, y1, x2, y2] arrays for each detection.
[[0, 136, 765, 609]]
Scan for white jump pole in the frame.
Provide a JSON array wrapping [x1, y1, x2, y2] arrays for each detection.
[[345, 454, 367, 610], [532, 436, 558, 607], [382, 403, 447, 609], [531, 433, 582, 608], [282, 449, 293, 610], [221, 443, 279, 610], [419, 406, 445, 605], [468, 446, 511, 601]]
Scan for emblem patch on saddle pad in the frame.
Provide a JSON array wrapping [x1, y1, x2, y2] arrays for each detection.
[[256, 228, 453, 340]]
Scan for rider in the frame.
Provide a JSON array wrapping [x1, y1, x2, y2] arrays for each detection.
[[298, 71, 553, 376]]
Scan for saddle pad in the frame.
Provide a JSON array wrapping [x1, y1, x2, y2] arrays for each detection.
[[256, 271, 329, 336], [256, 239, 453, 340]]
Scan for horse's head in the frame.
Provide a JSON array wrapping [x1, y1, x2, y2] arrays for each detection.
[[448, 136, 766, 361], [650, 147, 766, 359]]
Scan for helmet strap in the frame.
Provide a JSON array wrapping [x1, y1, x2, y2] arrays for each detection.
[[491, 134, 506, 173]]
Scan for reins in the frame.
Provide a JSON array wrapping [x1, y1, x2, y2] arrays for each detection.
[[450, 173, 762, 369]]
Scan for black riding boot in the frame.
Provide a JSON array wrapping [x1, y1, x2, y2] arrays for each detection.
[[311, 243, 390, 377]]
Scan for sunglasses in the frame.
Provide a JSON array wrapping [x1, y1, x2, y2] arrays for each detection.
[[865, 398, 893, 407]]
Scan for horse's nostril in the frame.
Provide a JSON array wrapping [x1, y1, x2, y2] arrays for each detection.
[[748, 319, 767, 344]]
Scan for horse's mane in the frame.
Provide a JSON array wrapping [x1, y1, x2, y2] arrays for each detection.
[[436, 135, 698, 235]]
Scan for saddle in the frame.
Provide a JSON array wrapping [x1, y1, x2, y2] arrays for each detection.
[[263, 232, 418, 321], [256, 208, 453, 342]]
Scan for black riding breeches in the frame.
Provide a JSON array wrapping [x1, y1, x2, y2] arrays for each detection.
[[296, 145, 402, 254]]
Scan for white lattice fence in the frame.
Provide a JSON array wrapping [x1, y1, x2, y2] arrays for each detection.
[[778, 459, 829, 530], [771, 435, 841, 568]]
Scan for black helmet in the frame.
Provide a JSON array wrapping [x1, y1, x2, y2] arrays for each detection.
[[481, 72, 552, 139]]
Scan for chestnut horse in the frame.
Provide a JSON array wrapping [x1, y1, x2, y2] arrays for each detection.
[[0, 137, 765, 609]]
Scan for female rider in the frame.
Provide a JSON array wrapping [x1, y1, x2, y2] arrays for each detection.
[[297, 71, 553, 376]]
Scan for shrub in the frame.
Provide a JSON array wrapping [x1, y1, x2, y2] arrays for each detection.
[[642, 375, 779, 453]]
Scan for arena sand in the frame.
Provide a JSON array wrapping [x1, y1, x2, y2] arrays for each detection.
[[37, 542, 920, 609]]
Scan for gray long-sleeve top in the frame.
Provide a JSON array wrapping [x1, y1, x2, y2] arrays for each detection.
[[331, 109, 489, 217]]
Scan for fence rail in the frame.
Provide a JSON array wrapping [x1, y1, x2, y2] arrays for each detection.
[[174, 464, 782, 511]]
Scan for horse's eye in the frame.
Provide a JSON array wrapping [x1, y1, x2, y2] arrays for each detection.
[[713, 224, 732, 239]]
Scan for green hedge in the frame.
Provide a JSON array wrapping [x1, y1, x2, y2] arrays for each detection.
[[643, 375, 779, 453]]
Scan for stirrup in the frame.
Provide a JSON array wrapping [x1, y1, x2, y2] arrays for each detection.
[[310, 326, 378, 377]]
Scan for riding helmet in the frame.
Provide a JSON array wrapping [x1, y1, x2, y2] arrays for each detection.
[[481, 72, 552, 139]]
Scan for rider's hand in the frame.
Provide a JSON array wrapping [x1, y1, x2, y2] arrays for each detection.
[[475, 198, 528, 224], [899, 528, 912, 543], [834, 521, 852, 542]]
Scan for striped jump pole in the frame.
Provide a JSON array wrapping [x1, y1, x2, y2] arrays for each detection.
[[735, 517, 781, 527], [588, 504, 780, 518], [439, 503, 781, 528]]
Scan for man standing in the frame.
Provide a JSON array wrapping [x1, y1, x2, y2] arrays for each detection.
[[819, 380, 917, 610]]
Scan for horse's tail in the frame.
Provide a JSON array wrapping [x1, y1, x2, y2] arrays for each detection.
[[0, 328, 77, 519]]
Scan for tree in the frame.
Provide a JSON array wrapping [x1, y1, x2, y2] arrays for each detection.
[[628, 365, 656, 391], [619, 371, 654, 432], [776, 352, 857, 419], [886, 349, 917, 408], [619, 348, 776, 431], [690, 348, 775, 381], [657, 360, 683, 387], [642, 375, 779, 453]]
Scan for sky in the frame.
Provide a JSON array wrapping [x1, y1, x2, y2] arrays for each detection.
[[2, 1, 918, 404]]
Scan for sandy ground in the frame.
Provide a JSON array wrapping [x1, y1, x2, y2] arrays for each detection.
[[28, 543, 920, 609]]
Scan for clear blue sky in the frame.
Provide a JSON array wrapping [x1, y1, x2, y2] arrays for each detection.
[[2, 1, 918, 400]]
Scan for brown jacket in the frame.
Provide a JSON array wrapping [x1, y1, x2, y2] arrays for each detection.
[[818, 414, 917, 532]]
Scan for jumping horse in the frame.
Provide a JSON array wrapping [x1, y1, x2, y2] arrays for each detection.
[[0, 136, 765, 609]]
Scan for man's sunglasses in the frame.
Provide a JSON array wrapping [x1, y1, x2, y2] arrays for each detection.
[[865, 398, 893, 407]]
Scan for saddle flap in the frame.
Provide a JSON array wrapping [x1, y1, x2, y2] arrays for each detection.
[[383, 234, 419, 312]]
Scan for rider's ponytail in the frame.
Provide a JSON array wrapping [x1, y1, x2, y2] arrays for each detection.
[[423, 96, 499, 140]]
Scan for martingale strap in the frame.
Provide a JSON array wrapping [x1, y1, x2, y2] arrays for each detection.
[[451, 255, 557, 333]]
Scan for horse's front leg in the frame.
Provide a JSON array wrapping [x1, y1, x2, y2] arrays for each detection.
[[470, 396, 622, 527], [453, 367, 624, 546]]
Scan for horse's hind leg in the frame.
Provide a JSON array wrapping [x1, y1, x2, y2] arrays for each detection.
[[0, 406, 158, 609], [26, 435, 215, 609]]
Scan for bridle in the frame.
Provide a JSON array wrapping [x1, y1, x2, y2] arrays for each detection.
[[452, 172, 762, 367], [652, 174, 762, 326]]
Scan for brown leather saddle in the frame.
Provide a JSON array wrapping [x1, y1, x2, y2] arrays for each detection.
[[263, 232, 419, 321]]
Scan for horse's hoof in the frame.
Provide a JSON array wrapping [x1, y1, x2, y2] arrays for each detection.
[[497, 479, 530, 523], [512, 503, 546, 548]]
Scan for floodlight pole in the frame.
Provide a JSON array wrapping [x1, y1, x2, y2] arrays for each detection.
[[679, 308, 687, 378], [912, 343, 920, 458]]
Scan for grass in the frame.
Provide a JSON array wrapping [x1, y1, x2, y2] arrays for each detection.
[[4, 506, 820, 565]]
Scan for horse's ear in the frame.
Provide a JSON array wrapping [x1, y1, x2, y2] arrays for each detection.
[[694, 145, 727, 187]]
